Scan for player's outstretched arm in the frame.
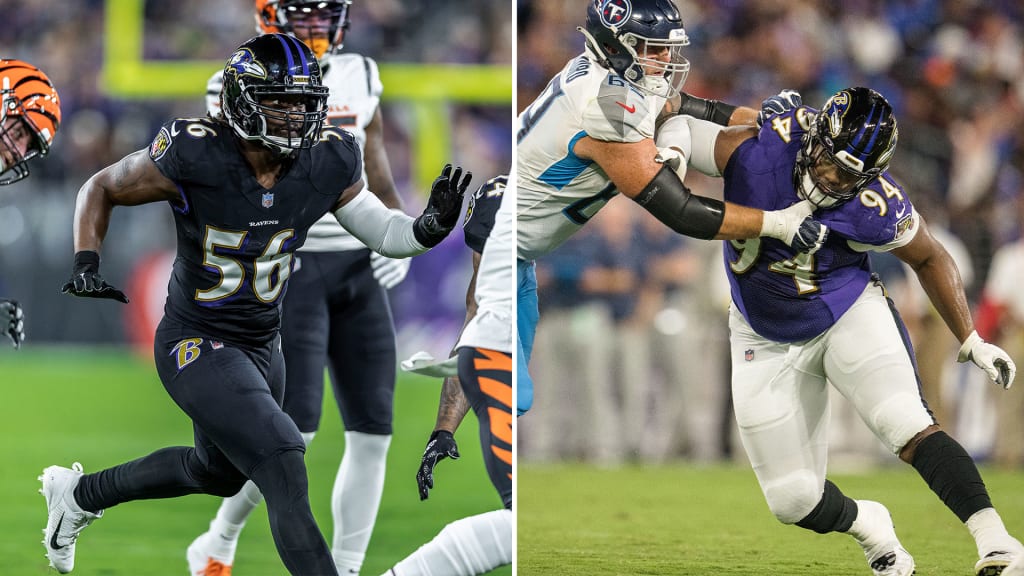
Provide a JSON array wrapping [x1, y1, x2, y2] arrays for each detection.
[[416, 245, 484, 500], [333, 164, 472, 257], [662, 89, 802, 129], [62, 149, 181, 303], [892, 218, 1016, 389], [574, 134, 827, 252]]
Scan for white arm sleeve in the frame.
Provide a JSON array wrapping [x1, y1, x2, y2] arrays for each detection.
[[654, 115, 724, 177], [682, 115, 724, 177], [333, 188, 427, 257]]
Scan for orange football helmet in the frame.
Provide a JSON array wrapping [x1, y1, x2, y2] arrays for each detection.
[[254, 0, 352, 59], [0, 60, 61, 185]]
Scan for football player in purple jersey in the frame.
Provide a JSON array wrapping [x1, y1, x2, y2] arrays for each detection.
[[658, 86, 1021, 576]]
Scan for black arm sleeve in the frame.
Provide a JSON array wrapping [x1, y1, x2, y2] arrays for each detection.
[[677, 92, 737, 127], [632, 164, 725, 240]]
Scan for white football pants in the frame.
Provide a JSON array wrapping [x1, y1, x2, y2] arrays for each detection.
[[729, 282, 935, 524]]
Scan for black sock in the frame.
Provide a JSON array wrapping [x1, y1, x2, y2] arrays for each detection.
[[73, 446, 246, 513], [911, 431, 991, 522], [74, 447, 207, 513], [796, 479, 859, 534]]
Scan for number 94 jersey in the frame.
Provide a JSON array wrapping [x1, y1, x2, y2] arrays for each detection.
[[149, 117, 362, 346], [517, 53, 663, 261], [724, 106, 920, 343]]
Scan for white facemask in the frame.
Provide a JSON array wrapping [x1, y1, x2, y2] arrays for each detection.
[[796, 170, 841, 209]]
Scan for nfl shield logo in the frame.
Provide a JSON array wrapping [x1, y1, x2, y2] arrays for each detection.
[[262, 192, 274, 208], [744, 349, 755, 362]]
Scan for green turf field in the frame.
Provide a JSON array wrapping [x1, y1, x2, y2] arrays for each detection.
[[0, 348, 511, 576], [519, 463, 1024, 575]]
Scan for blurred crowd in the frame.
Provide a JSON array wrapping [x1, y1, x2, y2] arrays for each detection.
[[517, 0, 1024, 469], [0, 0, 512, 355]]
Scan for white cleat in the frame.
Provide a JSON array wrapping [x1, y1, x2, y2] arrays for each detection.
[[977, 550, 1023, 576], [186, 531, 234, 576], [999, 556, 1024, 576], [867, 546, 916, 576], [852, 500, 916, 576], [39, 463, 103, 574]]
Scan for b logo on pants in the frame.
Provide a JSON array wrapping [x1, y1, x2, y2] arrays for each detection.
[[171, 338, 203, 371]]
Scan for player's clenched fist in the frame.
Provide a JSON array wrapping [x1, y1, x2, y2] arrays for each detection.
[[413, 164, 473, 247]]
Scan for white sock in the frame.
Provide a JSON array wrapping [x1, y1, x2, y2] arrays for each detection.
[[967, 508, 1021, 558], [332, 431, 391, 574], [206, 431, 316, 557], [386, 509, 513, 576]]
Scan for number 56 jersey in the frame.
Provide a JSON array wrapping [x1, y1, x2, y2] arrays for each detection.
[[149, 117, 362, 346], [516, 53, 663, 261], [724, 106, 920, 343]]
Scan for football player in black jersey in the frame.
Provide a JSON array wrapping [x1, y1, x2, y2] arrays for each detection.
[[38, 34, 470, 576], [0, 60, 62, 350], [391, 175, 513, 575], [191, 3, 414, 574]]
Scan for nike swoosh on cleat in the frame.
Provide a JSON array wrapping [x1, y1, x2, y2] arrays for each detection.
[[50, 512, 66, 550], [616, 101, 636, 113]]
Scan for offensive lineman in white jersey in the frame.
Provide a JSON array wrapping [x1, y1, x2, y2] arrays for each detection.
[[189, 2, 406, 574], [516, 0, 823, 417]]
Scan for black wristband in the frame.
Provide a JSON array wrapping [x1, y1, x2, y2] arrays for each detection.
[[430, 430, 454, 442], [413, 215, 446, 248], [677, 92, 737, 126], [72, 250, 101, 273], [633, 164, 725, 240]]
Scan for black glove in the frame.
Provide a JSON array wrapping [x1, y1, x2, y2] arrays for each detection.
[[0, 299, 24, 349], [791, 216, 829, 255], [416, 430, 459, 501], [60, 250, 129, 303], [413, 164, 473, 248], [757, 89, 802, 127]]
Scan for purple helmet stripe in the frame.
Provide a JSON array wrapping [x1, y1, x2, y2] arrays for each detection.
[[273, 33, 296, 72], [283, 33, 310, 76], [853, 102, 882, 158]]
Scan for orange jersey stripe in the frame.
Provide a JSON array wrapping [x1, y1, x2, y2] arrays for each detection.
[[480, 376, 512, 410], [473, 348, 513, 373], [487, 406, 512, 445]]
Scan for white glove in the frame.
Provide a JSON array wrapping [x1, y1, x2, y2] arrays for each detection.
[[400, 350, 459, 378], [370, 252, 411, 290], [760, 200, 829, 254], [655, 146, 688, 182], [958, 330, 1016, 390]]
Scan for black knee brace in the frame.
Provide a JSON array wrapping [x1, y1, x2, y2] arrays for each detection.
[[911, 431, 992, 522], [796, 480, 858, 534]]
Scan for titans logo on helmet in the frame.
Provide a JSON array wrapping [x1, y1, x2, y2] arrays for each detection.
[[226, 48, 267, 81], [599, 0, 632, 28]]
